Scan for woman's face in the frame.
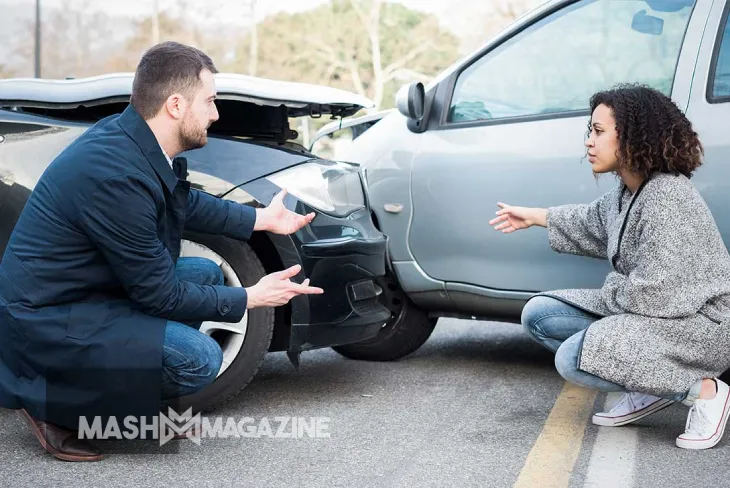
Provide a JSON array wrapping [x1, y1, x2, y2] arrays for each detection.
[[585, 103, 620, 174]]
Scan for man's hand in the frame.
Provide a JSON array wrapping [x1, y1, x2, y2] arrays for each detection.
[[254, 189, 315, 235], [245, 264, 323, 309]]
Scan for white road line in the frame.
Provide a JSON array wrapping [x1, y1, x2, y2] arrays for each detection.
[[583, 392, 638, 488]]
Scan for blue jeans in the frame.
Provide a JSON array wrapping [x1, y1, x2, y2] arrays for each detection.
[[160, 257, 225, 400], [521, 296, 689, 403]]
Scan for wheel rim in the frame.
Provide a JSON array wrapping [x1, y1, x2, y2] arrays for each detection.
[[179, 240, 248, 378]]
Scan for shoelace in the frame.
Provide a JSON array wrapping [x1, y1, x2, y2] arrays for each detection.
[[685, 402, 712, 435]]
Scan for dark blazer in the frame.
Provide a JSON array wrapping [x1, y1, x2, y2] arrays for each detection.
[[0, 105, 256, 428]]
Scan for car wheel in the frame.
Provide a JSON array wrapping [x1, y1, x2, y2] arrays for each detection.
[[174, 234, 274, 413], [332, 274, 437, 361]]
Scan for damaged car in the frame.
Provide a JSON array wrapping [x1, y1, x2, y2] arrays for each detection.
[[0, 73, 391, 412]]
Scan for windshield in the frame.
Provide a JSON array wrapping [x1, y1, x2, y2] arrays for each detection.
[[448, 0, 695, 122]]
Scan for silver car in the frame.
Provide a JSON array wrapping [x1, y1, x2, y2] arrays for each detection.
[[322, 0, 730, 362]]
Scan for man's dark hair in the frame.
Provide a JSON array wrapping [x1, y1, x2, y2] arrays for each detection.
[[588, 83, 704, 180], [130, 41, 219, 119]]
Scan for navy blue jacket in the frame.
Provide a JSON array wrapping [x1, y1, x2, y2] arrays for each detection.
[[0, 105, 256, 428]]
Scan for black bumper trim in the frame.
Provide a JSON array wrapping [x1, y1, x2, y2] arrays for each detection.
[[301, 236, 386, 258], [290, 322, 385, 352]]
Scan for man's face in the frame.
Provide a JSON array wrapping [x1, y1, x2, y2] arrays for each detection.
[[179, 69, 219, 151]]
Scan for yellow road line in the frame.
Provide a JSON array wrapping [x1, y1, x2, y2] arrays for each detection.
[[514, 382, 597, 488]]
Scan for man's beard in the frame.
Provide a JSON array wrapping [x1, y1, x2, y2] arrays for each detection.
[[179, 117, 208, 152]]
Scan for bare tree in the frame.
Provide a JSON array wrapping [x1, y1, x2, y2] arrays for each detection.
[[5, 0, 458, 110], [250, 0, 459, 109], [12, 0, 117, 79], [247, 0, 258, 76], [350, 0, 445, 107]]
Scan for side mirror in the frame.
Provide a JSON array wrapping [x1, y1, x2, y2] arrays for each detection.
[[395, 82, 425, 121]]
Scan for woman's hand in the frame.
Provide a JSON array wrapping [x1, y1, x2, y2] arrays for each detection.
[[489, 203, 548, 233]]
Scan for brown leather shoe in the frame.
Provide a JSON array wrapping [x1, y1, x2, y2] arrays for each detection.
[[17, 409, 104, 462]]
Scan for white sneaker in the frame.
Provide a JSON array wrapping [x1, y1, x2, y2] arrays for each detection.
[[592, 392, 675, 427], [676, 379, 730, 450]]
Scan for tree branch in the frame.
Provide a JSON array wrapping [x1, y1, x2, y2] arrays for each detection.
[[383, 42, 433, 78], [367, 0, 384, 107], [385, 68, 432, 83], [273, 29, 348, 70], [348, 59, 367, 97], [350, 0, 368, 27]]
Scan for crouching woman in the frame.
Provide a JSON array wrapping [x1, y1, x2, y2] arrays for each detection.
[[490, 84, 730, 450]]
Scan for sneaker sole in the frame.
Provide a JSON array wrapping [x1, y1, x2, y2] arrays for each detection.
[[676, 392, 730, 450], [592, 398, 675, 427], [17, 409, 104, 462]]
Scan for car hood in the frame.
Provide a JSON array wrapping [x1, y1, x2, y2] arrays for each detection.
[[0, 73, 373, 115], [0, 73, 374, 141], [0, 73, 374, 195]]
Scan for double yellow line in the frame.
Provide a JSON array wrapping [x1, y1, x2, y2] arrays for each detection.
[[514, 383, 598, 488]]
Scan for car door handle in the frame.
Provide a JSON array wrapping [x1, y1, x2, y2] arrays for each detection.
[[384, 203, 403, 214]]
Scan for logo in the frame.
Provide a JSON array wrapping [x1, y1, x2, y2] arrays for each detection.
[[159, 407, 201, 446], [78, 409, 330, 446], [0, 135, 5, 144]]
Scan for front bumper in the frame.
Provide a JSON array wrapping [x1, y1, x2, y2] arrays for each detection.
[[291, 234, 390, 351], [238, 177, 390, 353]]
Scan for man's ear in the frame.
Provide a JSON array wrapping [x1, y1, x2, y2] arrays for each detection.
[[164, 93, 186, 120]]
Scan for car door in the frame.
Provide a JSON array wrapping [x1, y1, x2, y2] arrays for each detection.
[[684, 0, 730, 246], [407, 0, 706, 294]]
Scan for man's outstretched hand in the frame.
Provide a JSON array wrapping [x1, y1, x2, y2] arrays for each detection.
[[254, 189, 315, 235], [245, 265, 323, 309]]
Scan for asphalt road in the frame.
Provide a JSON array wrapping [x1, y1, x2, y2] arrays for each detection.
[[0, 319, 726, 487]]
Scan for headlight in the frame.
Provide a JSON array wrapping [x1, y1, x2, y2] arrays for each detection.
[[266, 161, 365, 217]]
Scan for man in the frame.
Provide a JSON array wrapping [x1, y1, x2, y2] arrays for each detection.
[[0, 41, 323, 462]]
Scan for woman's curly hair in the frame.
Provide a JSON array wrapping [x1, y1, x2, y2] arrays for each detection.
[[588, 84, 703, 179]]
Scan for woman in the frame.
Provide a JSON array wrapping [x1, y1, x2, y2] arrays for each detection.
[[489, 84, 730, 450]]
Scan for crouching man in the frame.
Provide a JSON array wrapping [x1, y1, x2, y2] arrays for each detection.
[[0, 41, 322, 461]]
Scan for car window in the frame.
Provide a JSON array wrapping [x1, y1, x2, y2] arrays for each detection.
[[447, 0, 695, 123], [709, 5, 730, 101]]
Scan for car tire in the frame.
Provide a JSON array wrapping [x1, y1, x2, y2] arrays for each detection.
[[332, 275, 437, 361], [174, 232, 275, 414]]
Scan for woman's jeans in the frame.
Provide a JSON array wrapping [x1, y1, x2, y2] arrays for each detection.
[[521, 296, 694, 403], [160, 257, 225, 401]]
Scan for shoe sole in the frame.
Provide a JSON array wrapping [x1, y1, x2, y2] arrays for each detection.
[[592, 398, 675, 427], [17, 409, 104, 462], [676, 392, 730, 450]]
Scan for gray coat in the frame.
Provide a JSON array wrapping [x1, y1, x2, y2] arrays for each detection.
[[538, 172, 730, 396]]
